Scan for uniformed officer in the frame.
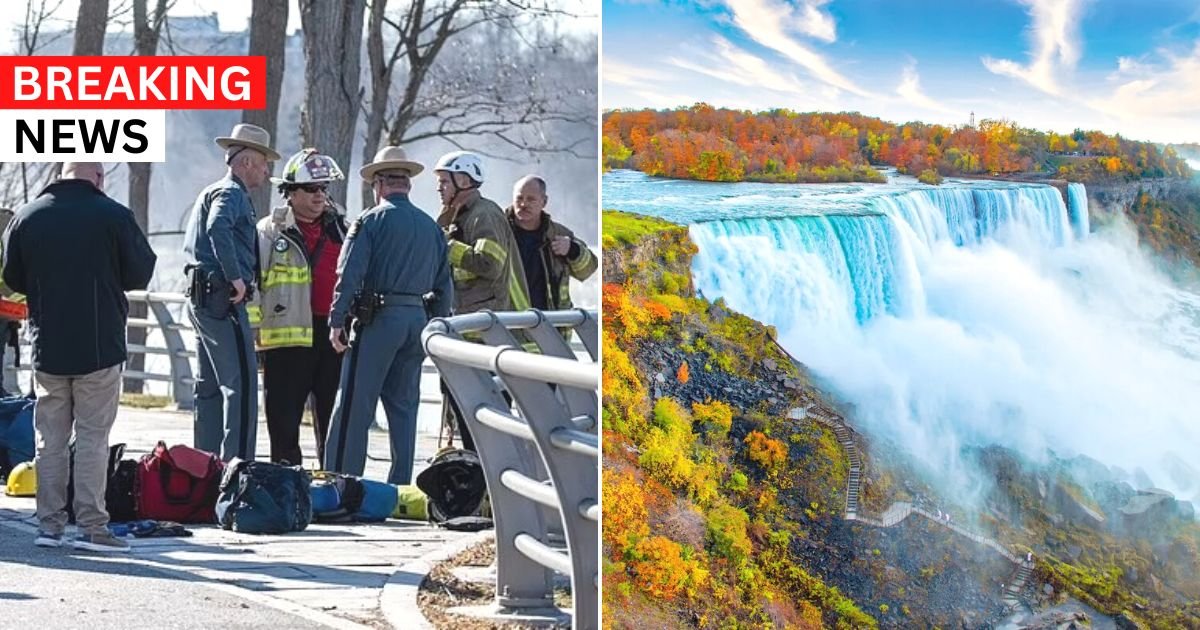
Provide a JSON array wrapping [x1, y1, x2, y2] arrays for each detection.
[[323, 146, 452, 485], [183, 124, 279, 462]]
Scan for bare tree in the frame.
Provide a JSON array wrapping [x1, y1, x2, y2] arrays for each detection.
[[1, 0, 70, 209], [72, 0, 109, 56], [124, 0, 169, 394], [359, 0, 595, 202], [243, 0, 289, 218], [299, 0, 366, 208]]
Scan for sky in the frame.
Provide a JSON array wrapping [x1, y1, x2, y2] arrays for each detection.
[[4, 0, 597, 49], [603, 0, 1200, 143]]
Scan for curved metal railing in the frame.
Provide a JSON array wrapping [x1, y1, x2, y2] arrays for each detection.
[[422, 309, 599, 630]]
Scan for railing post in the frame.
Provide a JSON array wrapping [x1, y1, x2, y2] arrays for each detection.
[[145, 296, 194, 410], [495, 364, 599, 630], [425, 327, 557, 614]]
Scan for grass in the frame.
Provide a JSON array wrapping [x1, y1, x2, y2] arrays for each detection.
[[602, 210, 680, 247], [119, 393, 172, 409]]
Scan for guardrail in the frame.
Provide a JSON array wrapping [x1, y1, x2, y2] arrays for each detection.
[[5, 292, 585, 414], [423, 309, 599, 630]]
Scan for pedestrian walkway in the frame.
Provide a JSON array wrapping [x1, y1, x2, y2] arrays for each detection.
[[0, 405, 469, 629], [789, 406, 1034, 612]]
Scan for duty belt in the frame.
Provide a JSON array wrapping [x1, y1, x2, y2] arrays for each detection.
[[380, 293, 426, 307]]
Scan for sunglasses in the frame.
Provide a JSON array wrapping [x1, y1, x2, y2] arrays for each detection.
[[296, 184, 328, 194]]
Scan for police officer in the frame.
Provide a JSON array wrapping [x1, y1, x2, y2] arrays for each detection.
[[433, 151, 529, 451], [324, 146, 452, 485], [183, 124, 279, 462]]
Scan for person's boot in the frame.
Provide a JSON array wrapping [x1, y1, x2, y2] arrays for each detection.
[[73, 530, 131, 553]]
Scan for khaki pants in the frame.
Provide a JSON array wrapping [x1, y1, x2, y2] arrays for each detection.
[[34, 365, 121, 536]]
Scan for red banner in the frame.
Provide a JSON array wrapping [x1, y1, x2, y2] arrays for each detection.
[[0, 56, 266, 110]]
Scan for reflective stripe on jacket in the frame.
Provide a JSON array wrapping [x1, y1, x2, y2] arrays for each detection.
[[249, 204, 346, 350], [504, 207, 597, 311], [437, 192, 529, 313]]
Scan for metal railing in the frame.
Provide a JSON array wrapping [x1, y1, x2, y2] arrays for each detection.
[[7, 291, 546, 412], [423, 309, 599, 630], [4, 291, 198, 407]]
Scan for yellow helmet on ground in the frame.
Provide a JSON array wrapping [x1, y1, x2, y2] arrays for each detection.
[[5, 461, 35, 497]]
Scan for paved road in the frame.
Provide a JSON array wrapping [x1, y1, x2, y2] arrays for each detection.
[[0, 525, 331, 629]]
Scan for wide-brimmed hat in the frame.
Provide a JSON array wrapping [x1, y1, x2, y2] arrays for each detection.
[[215, 123, 281, 161], [360, 145, 425, 180]]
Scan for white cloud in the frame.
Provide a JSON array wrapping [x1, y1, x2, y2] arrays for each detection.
[[1090, 41, 1200, 120], [604, 60, 674, 88], [721, 0, 871, 97], [667, 36, 809, 96], [982, 0, 1085, 96], [896, 62, 960, 116]]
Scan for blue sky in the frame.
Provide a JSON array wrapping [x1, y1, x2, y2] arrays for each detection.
[[604, 0, 1200, 143]]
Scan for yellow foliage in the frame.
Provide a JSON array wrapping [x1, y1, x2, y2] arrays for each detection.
[[692, 399, 734, 435], [601, 330, 649, 441]]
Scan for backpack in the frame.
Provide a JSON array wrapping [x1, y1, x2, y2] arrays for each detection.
[[0, 395, 34, 478], [415, 448, 492, 529], [216, 459, 312, 534], [310, 472, 398, 523], [67, 442, 136, 522], [136, 441, 224, 523]]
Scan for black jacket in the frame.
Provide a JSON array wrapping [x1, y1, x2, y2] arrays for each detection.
[[2, 179, 157, 376]]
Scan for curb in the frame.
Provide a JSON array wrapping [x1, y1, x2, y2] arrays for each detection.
[[380, 529, 495, 630]]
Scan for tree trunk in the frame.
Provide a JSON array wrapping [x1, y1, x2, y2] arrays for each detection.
[[72, 0, 109, 56], [299, 0, 365, 210], [124, 0, 168, 395], [360, 0, 389, 207], [243, 0, 289, 219]]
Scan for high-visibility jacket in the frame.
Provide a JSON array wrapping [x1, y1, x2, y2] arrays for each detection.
[[504, 207, 597, 311], [248, 204, 347, 350], [437, 192, 529, 314], [0, 209, 26, 321]]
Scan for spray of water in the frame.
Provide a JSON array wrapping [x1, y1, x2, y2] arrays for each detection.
[[676, 179, 1200, 504]]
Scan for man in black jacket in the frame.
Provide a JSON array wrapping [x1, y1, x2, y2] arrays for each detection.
[[2, 162, 157, 553]]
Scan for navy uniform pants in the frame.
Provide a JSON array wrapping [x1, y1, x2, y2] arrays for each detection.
[[323, 306, 425, 485], [188, 301, 258, 462]]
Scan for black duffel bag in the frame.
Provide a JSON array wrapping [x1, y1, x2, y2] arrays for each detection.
[[215, 459, 312, 534]]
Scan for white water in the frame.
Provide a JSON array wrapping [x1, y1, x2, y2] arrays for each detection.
[[603, 170, 1200, 504]]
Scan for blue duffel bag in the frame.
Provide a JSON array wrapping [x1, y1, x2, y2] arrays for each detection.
[[0, 395, 34, 478], [215, 459, 312, 534]]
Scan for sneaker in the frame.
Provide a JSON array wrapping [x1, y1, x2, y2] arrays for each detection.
[[34, 531, 62, 548], [73, 531, 131, 553]]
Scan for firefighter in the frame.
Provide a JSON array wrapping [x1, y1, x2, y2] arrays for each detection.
[[249, 149, 348, 466], [183, 124, 278, 462], [433, 151, 530, 451], [323, 146, 452, 485], [506, 175, 597, 312]]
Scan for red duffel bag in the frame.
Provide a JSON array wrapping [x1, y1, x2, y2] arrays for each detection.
[[136, 441, 224, 523]]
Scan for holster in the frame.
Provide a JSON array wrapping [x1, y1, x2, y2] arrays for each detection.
[[350, 291, 384, 328]]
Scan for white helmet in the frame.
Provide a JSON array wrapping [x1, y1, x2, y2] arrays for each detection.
[[270, 148, 345, 186], [434, 151, 485, 184]]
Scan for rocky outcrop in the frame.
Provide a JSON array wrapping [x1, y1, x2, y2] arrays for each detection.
[[1084, 177, 1193, 213], [601, 222, 695, 290]]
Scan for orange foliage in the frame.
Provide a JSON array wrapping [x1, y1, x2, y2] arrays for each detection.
[[643, 299, 671, 321], [744, 430, 788, 474], [676, 361, 689, 384], [604, 105, 1191, 183], [629, 536, 707, 600], [603, 467, 650, 556]]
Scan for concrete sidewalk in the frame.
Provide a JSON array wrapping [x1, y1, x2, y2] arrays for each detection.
[[0, 406, 473, 629]]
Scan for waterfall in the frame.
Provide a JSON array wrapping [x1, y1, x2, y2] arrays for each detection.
[[1067, 183, 1091, 239]]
